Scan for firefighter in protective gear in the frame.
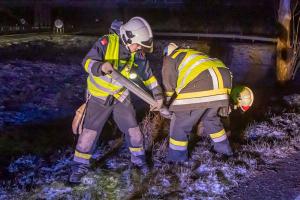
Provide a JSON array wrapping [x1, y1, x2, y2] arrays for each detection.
[[69, 17, 162, 183], [162, 43, 233, 162]]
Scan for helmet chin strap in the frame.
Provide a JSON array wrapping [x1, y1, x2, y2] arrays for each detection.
[[241, 106, 250, 112], [120, 33, 131, 52], [125, 44, 131, 52]]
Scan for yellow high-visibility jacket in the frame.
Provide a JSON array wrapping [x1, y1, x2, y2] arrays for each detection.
[[162, 49, 232, 111], [82, 33, 162, 104]]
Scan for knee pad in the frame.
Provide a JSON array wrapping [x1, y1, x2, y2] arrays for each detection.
[[128, 126, 143, 147], [76, 128, 98, 153]]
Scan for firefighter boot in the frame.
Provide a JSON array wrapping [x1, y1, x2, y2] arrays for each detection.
[[131, 154, 149, 175], [213, 139, 233, 156], [69, 163, 89, 184], [139, 163, 150, 175]]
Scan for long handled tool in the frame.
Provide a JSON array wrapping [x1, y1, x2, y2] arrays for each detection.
[[110, 70, 172, 119]]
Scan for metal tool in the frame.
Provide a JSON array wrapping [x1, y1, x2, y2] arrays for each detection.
[[110, 70, 172, 119]]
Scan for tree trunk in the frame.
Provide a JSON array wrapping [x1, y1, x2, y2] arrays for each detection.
[[277, 0, 293, 83]]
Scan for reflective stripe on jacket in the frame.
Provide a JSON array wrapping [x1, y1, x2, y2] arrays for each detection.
[[85, 34, 135, 102], [83, 33, 162, 103], [162, 49, 232, 111]]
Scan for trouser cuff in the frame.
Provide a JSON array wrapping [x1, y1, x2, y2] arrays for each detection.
[[73, 150, 91, 165], [167, 148, 188, 162]]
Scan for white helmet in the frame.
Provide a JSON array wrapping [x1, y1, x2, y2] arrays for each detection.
[[120, 16, 153, 52]]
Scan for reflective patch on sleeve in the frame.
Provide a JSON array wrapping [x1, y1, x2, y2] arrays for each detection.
[[84, 59, 98, 73], [100, 37, 108, 46], [84, 59, 91, 72], [143, 76, 158, 89], [165, 91, 174, 97]]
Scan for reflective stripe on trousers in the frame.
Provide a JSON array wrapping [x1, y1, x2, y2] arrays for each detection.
[[169, 138, 188, 151], [74, 150, 91, 164], [73, 96, 139, 165], [210, 129, 227, 143], [129, 147, 145, 156], [167, 108, 225, 161]]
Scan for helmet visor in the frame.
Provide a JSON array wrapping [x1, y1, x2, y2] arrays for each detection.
[[142, 46, 153, 53], [140, 37, 153, 48]]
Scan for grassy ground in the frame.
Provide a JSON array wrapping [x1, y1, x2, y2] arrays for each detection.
[[0, 34, 300, 199]]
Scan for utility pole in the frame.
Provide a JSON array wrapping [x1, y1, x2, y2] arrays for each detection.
[[277, 0, 292, 83]]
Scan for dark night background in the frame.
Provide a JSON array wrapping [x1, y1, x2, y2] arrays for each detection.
[[1, 0, 300, 199], [1, 0, 278, 35]]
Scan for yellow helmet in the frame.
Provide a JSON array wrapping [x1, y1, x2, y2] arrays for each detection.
[[231, 86, 254, 112]]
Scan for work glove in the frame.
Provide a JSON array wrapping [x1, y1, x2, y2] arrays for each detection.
[[159, 107, 172, 119], [101, 62, 114, 74], [150, 99, 164, 111], [218, 106, 231, 117], [196, 121, 204, 136]]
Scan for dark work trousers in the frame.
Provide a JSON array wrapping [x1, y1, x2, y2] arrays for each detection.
[[73, 96, 145, 166], [168, 107, 226, 162]]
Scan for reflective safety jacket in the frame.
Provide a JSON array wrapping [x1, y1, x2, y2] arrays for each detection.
[[82, 33, 162, 104], [162, 49, 232, 111]]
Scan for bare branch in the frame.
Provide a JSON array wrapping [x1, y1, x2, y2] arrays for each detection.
[[292, 10, 296, 49], [295, 19, 300, 49], [288, 0, 300, 79], [295, 10, 300, 17], [293, 0, 298, 13]]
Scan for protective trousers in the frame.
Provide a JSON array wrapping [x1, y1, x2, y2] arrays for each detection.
[[167, 107, 228, 162], [73, 96, 145, 166]]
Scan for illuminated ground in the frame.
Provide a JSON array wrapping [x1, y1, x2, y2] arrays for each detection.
[[0, 34, 300, 199]]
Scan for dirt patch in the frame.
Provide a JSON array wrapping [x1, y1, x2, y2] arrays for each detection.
[[227, 152, 300, 200]]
